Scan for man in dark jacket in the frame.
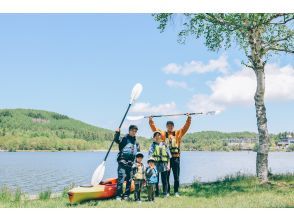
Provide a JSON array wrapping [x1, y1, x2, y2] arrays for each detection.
[[114, 125, 140, 201]]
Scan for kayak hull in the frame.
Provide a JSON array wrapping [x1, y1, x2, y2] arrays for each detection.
[[68, 178, 134, 204]]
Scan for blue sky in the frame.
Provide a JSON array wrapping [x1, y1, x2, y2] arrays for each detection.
[[0, 14, 293, 137]]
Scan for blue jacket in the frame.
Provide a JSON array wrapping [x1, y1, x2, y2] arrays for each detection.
[[145, 166, 158, 184]]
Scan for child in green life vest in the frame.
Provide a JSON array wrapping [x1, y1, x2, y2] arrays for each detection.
[[145, 157, 158, 202], [131, 152, 145, 203], [148, 131, 171, 197]]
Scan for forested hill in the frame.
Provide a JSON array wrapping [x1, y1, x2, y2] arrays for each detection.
[[0, 109, 284, 152], [182, 131, 259, 151], [0, 109, 134, 151]]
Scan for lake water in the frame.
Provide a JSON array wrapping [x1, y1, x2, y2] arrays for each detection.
[[0, 151, 293, 194]]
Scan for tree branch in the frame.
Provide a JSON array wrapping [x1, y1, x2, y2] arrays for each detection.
[[269, 17, 294, 25], [268, 47, 294, 54], [266, 13, 286, 23]]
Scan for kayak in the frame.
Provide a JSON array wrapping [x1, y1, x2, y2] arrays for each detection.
[[68, 178, 135, 204]]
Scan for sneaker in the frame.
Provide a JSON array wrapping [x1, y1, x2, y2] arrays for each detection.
[[136, 200, 142, 204], [123, 196, 130, 201], [164, 193, 170, 198], [175, 193, 180, 197], [116, 196, 122, 201]]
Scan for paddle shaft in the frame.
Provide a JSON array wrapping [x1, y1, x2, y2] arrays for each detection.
[[103, 103, 132, 161], [146, 112, 201, 118]]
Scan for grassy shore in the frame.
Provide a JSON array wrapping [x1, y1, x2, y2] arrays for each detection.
[[1, 174, 294, 208]]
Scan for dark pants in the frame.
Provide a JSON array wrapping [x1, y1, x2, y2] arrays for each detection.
[[116, 163, 132, 198], [147, 184, 156, 201], [134, 180, 144, 201], [167, 157, 180, 194], [155, 171, 168, 196]]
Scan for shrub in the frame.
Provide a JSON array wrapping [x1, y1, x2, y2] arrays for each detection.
[[287, 144, 294, 152]]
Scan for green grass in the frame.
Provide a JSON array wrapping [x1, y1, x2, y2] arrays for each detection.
[[38, 189, 52, 200], [1, 174, 294, 208]]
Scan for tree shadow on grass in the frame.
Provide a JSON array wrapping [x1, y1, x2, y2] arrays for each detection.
[[183, 174, 261, 198]]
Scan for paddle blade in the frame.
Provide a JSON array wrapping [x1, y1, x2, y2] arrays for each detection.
[[127, 115, 145, 121], [91, 161, 106, 186], [130, 83, 143, 104], [206, 110, 222, 115], [215, 110, 222, 115]]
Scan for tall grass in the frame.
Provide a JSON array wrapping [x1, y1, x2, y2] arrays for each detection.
[[62, 183, 75, 198], [0, 186, 22, 202], [38, 189, 52, 200]]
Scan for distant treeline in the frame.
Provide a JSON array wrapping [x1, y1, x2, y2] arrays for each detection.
[[0, 109, 292, 152]]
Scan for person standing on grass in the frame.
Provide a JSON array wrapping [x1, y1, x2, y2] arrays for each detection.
[[149, 114, 191, 197], [114, 125, 140, 201], [131, 152, 145, 203], [145, 157, 158, 202], [148, 131, 171, 197]]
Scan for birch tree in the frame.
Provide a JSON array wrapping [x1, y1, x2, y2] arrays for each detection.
[[154, 13, 294, 182]]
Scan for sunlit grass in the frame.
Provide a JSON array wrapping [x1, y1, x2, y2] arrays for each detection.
[[1, 173, 294, 208]]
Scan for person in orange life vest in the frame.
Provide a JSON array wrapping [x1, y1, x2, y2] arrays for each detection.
[[148, 114, 191, 197]]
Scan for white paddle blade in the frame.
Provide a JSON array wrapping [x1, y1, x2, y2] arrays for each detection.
[[91, 161, 106, 186], [215, 110, 222, 115], [130, 83, 143, 104], [127, 115, 145, 121]]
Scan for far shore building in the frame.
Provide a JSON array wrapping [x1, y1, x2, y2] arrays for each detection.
[[277, 137, 294, 149], [223, 138, 258, 150]]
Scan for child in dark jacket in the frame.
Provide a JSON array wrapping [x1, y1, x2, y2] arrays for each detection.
[[131, 152, 145, 203], [145, 157, 158, 202]]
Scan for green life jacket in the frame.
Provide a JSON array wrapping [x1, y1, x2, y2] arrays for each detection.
[[165, 131, 180, 155], [152, 142, 169, 162]]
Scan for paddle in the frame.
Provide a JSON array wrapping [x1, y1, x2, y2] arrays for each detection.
[[91, 83, 143, 186], [127, 111, 220, 121]]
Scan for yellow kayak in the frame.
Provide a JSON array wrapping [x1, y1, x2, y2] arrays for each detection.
[[68, 178, 134, 204]]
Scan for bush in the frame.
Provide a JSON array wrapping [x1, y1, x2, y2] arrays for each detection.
[[27, 112, 46, 119], [0, 110, 13, 117], [287, 144, 294, 152], [52, 113, 69, 120]]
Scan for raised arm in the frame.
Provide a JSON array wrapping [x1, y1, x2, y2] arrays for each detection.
[[177, 115, 192, 137], [149, 116, 165, 133], [149, 117, 159, 132]]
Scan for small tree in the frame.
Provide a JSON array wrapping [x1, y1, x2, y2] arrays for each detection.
[[154, 13, 294, 182]]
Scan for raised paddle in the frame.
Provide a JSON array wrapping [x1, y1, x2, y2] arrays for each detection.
[[91, 83, 143, 186], [126, 111, 220, 121]]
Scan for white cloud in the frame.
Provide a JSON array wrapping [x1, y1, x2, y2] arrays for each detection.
[[131, 102, 177, 114], [166, 80, 189, 89], [162, 54, 229, 75], [187, 94, 225, 113], [187, 63, 294, 112]]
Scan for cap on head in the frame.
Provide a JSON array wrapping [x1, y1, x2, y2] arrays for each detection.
[[166, 121, 174, 126], [136, 152, 144, 158], [129, 125, 138, 131], [147, 157, 156, 163], [153, 131, 162, 138]]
